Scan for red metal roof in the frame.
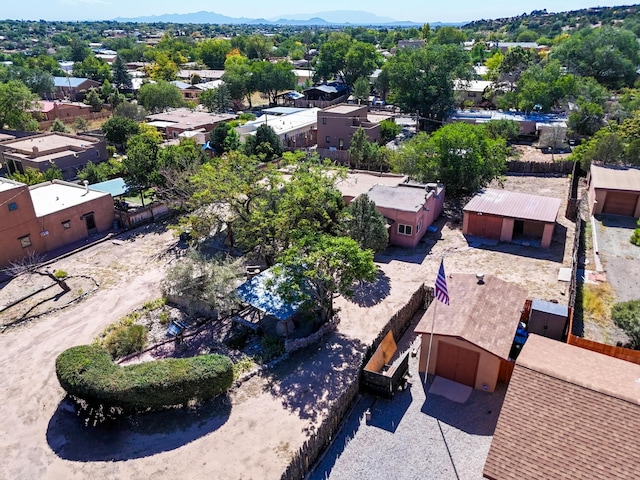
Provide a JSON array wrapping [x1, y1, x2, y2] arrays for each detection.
[[463, 188, 560, 223]]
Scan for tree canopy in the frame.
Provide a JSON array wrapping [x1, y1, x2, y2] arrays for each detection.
[[385, 43, 472, 122], [393, 122, 507, 195], [138, 81, 184, 113]]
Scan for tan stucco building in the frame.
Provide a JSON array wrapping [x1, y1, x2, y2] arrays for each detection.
[[0, 178, 114, 268], [415, 274, 528, 392]]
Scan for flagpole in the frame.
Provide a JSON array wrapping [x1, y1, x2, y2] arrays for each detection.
[[423, 289, 437, 387], [424, 255, 444, 387]]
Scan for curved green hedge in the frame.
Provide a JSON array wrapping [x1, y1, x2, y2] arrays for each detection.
[[56, 345, 234, 411]]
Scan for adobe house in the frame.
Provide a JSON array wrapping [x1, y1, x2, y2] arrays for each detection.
[[317, 104, 385, 150], [32, 101, 92, 123], [415, 274, 528, 392], [52, 77, 101, 101], [145, 109, 236, 140], [366, 183, 445, 248], [463, 188, 561, 248], [588, 164, 640, 218], [0, 132, 108, 181], [0, 179, 114, 268], [483, 334, 640, 480]]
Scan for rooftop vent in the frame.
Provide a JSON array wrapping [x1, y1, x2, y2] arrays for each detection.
[[476, 273, 485, 285]]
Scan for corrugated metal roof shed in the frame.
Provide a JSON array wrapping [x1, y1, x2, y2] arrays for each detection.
[[590, 164, 640, 192], [463, 188, 560, 223]]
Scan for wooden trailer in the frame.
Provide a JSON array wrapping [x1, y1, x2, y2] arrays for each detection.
[[362, 331, 410, 399]]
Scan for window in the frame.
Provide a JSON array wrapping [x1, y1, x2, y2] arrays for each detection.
[[8, 202, 17, 212], [325, 136, 331, 143], [19, 235, 31, 248], [416, 220, 422, 233], [62, 220, 71, 229], [398, 224, 413, 236], [322, 117, 327, 125]]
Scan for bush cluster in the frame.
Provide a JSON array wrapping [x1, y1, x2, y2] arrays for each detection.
[[56, 345, 234, 411], [103, 324, 147, 359]]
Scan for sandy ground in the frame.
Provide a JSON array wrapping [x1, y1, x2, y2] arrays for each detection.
[[0, 176, 574, 480]]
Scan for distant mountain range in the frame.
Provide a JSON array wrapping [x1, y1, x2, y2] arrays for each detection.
[[113, 10, 464, 27]]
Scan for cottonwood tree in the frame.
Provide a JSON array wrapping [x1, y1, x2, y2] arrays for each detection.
[[393, 122, 507, 195]]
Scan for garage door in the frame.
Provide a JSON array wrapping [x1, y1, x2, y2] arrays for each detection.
[[466, 213, 503, 240], [435, 342, 480, 388], [603, 191, 638, 216]]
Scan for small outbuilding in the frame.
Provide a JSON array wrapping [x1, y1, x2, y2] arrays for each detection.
[[588, 164, 640, 218], [527, 299, 569, 341], [483, 334, 640, 480], [415, 274, 527, 392], [463, 188, 561, 248]]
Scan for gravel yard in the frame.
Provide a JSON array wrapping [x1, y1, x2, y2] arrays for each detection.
[[311, 334, 506, 480]]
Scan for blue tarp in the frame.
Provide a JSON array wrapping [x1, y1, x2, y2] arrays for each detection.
[[89, 177, 129, 197], [236, 268, 303, 321]]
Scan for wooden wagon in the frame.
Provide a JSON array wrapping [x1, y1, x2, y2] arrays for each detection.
[[362, 331, 410, 399]]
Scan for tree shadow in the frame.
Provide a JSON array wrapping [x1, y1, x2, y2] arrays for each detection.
[[262, 332, 366, 423], [349, 269, 391, 307], [46, 393, 231, 462], [420, 374, 506, 436]]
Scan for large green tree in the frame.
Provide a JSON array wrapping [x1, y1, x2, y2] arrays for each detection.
[[275, 234, 376, 322], [72, 55, 112, 83], [251, 61, 296, 105], [101, 116, 140, 151], [138, 81, 184, 113], [314, 34, 382, 87], [0, 80, 39, 130], [394, 122, 507, 195], [199, 84, 233, 113], [553, 26, 640, 89], [385, 43, 472, 122], [123, 132, 162, 203], [197, 38, 232, 69]]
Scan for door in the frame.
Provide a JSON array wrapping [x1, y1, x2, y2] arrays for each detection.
[[435, 341, 480, 388], [603, 191, 638, 216], [466, 213, 503, 240], [84, 213, 97, 234]]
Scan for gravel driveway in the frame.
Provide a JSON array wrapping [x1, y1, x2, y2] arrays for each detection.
[[310, 336, 506, 480], [594, 214, 640, 302]]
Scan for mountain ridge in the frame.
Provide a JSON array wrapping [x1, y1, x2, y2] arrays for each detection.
[[112, 10, 464, 26]]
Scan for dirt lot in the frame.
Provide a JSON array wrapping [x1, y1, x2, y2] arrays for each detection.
[[0, 175, 574, 480]]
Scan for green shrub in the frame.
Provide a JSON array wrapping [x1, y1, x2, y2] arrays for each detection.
[[612, 299, 640, 348], [259, 335, 285, 363], [53, 270, 68, 279], [56, 345, 234, 411], [631, 228, 640, 247], [103, 324, 148, 359]]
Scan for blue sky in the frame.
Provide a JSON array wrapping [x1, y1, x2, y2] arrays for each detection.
[[3, 1, 637, 22]]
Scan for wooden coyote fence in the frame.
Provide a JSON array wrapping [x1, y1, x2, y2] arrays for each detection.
[[506, 160, 575, 174], [280, 284, 431, 480]]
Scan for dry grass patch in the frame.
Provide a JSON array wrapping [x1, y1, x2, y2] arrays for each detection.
[[583, 283, 615, 327]]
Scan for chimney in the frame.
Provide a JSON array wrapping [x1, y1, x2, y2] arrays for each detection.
[[32, 146, 39, 156]]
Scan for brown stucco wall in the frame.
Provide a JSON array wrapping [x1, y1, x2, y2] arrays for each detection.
[[0, 185, 45, 268]]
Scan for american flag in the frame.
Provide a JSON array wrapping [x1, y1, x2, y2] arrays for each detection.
[[435, 258, 449, 305]]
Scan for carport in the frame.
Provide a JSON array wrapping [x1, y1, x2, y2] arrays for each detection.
[[463, 188, 561, 248], [588, 164, 640, 218]]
